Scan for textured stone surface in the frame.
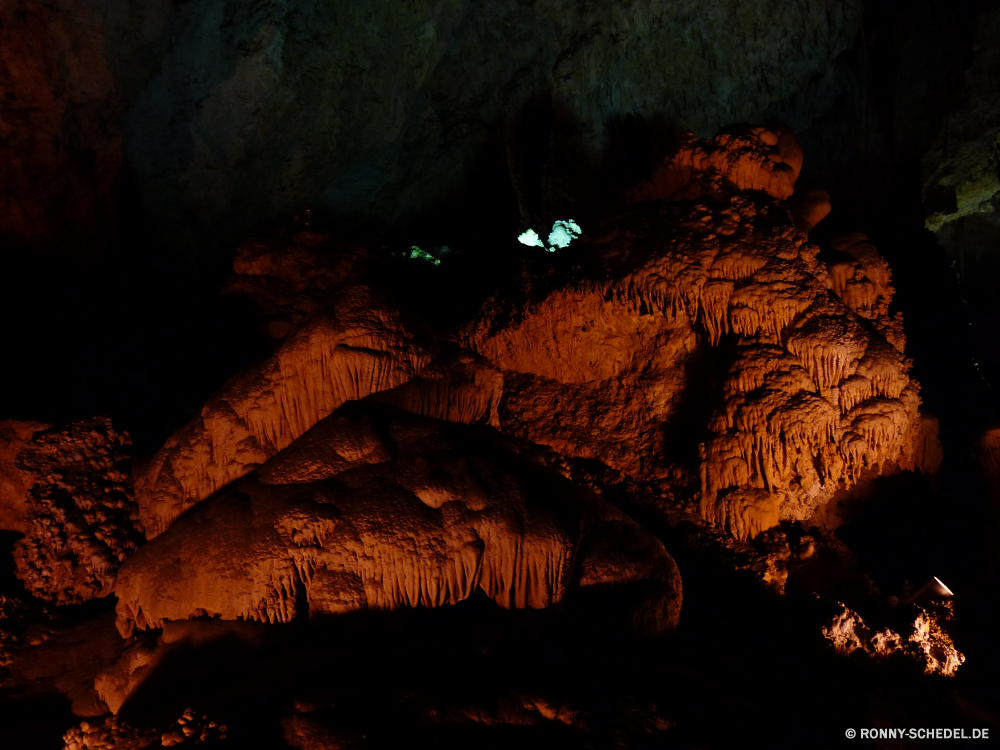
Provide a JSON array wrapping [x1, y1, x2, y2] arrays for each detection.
[[62, 710, 225, 750], [0, 0, 125, 251], [116, 408, 681, 643], [461, 129, 921, 539], [96, 619, 264, 715], [135, 284, 436, 538], [922, 4, 1000, 234], [221, 230, 368, 339], [13, 418, 143, 605], [823, 602, 964, 677], [0, 0, 861, 253], [0, 419, 50, 533]]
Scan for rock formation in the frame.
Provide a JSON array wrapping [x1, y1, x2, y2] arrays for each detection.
[[0, 592, 29, 667], [62, 710, 225, 750], [116, 407, 681, 647], [922, 3, 1000, 235], [0, 0, 122, 251], [221, 230, 368, 340], [12, 418, 143, 605], [135, 285, 436, 539], [626, 124, 804, 204], [0, 419, 50, 533], [461, 128, 921, 540], [823, 603, 965, 677], [0, 0, 862, 253]]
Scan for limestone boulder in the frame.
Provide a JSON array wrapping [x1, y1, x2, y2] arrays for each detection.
[[115, 408, 682, 642]]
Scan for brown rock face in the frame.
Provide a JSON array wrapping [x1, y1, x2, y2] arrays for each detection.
[[115, 408, 681, 644], [825, 232, 906, 351], [135, 285, 437, 539], [0, 420, 50, 533], [13, 418, 142, 605], [627, 125, 804, 204], [222, 230, 369, 339], [462, 129, 921, 539], [0, 1, 122, 251]]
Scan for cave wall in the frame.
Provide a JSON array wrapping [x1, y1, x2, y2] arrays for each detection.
[[1, 0, 862, 256]]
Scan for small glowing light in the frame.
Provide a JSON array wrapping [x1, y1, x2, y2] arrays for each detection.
[[407, 246, 441, 266], [518, 220, 581, 252], [907, 575, 954, 604], [933, 576, 954, 596], [518, 228, 545, 248], [547, 219, 582, 249]]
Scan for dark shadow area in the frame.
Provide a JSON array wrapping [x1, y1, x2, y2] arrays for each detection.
[[659, 334, 729, 481], [100, 574, 951, 750], [0, 531, 23, 593], [0, 242, 273, 455], [0, 688, 74, 750]]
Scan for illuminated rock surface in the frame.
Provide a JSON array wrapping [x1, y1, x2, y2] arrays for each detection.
[[116, 408, 681, 644], [0, 420, 50, 534], [62, 710, 226, 750], [0, 0, 996, 742], [135, 285, 436, 539], [462, 130, 922, 540], [822, 602, 965, 677], [12, 418, 143, 606]]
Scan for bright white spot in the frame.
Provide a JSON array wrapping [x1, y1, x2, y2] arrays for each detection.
[[934, 576, 954, 596], [518, 228, 545, 248], [548, 219, 581, 249]]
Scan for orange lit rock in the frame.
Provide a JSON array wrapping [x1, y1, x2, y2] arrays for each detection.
[[0, 419, 50, 533], [62, 715, 157, 750], [13, 418, 143, 605], [62, 709, 225, 749], [135, 285, 436, 539], [822, 602, 964, 677], [626, 124, 804, 204], [116, 410, 681, 644], [463, 129, 921, 540], [222, 230, 369, 339], [825, 233, 906, 351], [0, 592, 29, 667], [371, 344, 503, 428]]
